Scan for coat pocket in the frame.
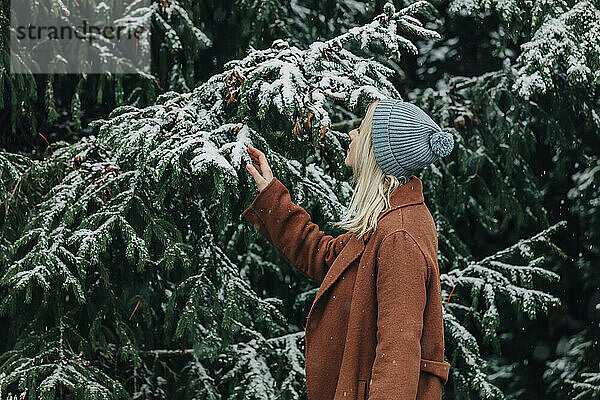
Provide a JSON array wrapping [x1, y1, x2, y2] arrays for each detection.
[[357, 379, 368, 400]]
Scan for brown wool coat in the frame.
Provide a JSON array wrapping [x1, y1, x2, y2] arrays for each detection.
[[242, 175, 450, 400]]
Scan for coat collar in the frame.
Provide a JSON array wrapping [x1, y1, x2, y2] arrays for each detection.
[[360, 175, 424, 243], [307, 175, 424, 317], [377, 175, 424, 222]]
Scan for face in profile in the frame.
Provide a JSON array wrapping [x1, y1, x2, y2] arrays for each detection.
[[345, 100, 379, 169], [344, 120, 362, 168]]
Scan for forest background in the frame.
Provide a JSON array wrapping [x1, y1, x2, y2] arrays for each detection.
[[0, 0, 599, 399]]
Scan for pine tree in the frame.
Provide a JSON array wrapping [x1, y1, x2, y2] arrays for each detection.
[[1, 0, 211, 151], [410, 0, 600, 397], [1, 0, 593, 399], [0, 2, 452, 397]]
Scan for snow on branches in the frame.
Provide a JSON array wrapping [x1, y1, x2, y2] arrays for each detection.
[[0, 2, 441, 396], [449, 0, 600, 98]]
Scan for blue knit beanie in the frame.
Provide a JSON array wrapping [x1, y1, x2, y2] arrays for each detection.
[[371, 99, 454, 179]]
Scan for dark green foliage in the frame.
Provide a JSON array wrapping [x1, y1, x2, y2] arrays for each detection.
[[0, 0, 598, 398], [0, 0, 211, 153]]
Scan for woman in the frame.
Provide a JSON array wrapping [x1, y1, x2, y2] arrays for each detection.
[[242, 99, 454, 400]]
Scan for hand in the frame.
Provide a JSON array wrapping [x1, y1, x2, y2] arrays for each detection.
[[245, 145, 274, 192]]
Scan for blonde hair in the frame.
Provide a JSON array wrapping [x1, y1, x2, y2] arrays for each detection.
[[333, 100, 410, 239]]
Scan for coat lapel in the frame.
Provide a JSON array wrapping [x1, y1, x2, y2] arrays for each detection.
[[308, 175, 425, 312], [311, 233, 365, 308]]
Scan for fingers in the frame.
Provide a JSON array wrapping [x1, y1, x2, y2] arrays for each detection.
[[246, 146, 274, 191], [247, 146, 265, 164], [258, 154, 272, 178], [246, 145, 271, 174], [246, 162, 266, 186], [247, 145, 262, 159]]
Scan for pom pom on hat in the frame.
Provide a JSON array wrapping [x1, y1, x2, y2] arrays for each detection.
[[429, 131, 454, 158]]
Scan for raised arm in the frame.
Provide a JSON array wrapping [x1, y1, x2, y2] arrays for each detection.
[[242, 177, 352, 283]]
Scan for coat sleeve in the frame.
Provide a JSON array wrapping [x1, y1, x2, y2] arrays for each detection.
[[368, 230, 428, 400], [242, 177, 352, 283]]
